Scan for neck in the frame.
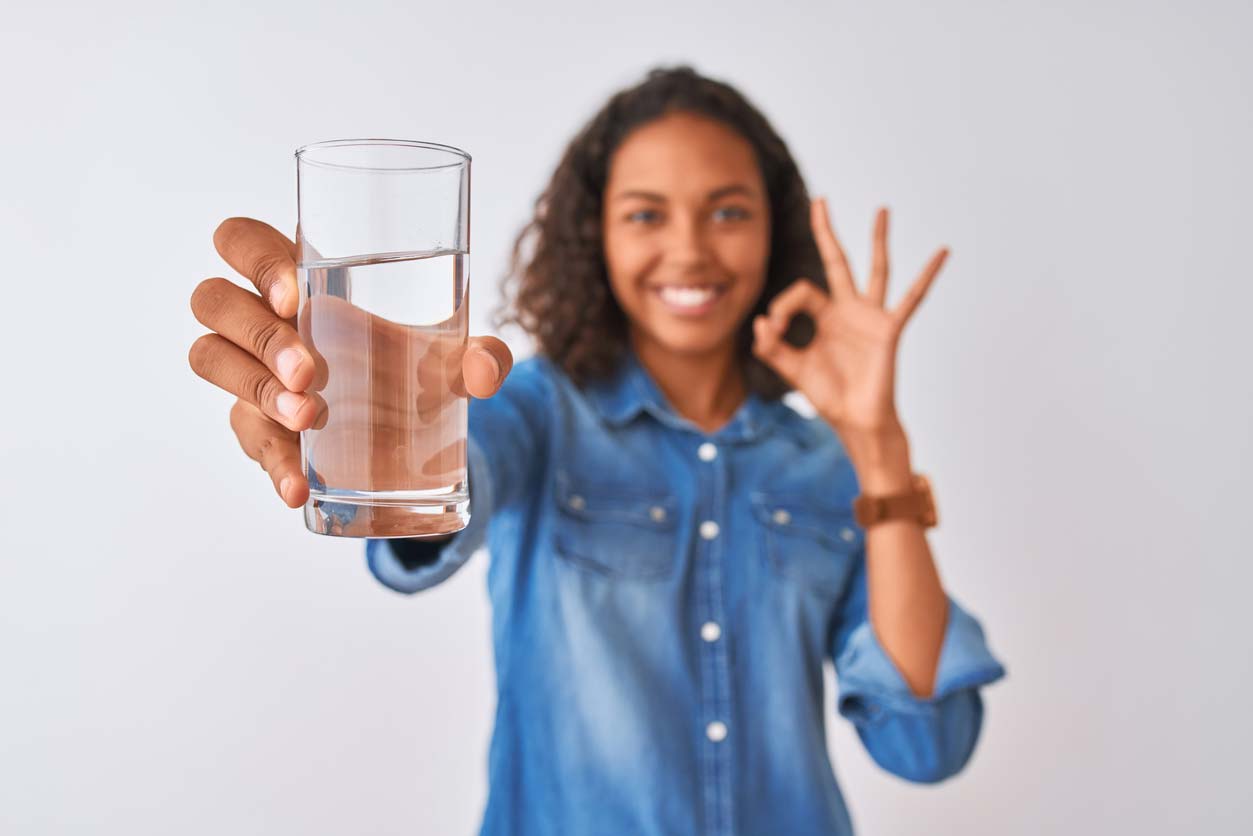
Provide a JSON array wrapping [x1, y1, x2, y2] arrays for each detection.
[[630, 331, 748, 435]]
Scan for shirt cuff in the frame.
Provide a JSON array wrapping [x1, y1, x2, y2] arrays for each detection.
[[836, 595, 1007, 725], [364, 435, 493, 594]]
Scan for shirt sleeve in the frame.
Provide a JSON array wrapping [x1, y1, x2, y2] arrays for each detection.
[[829, 553, 1008, 784], [365, 357, 552, 595]]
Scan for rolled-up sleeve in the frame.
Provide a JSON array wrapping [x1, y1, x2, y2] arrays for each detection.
[[830, 555, 1007, 784], [366, 436, 494, 593], [364, 357, 552, 595]]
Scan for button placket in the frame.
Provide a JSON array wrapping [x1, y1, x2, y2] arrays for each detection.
[[693, 435, 732, 834]]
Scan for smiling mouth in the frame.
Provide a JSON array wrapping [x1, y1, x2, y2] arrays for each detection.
[[650, 284, 729, 315]]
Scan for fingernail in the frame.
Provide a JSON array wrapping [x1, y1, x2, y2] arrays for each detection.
[[279, 475, 293, 503], [276, 348, 303, 386], [276, 390, 304, 421], [474, 347, 501, 378], [269, 283, 288, 312]]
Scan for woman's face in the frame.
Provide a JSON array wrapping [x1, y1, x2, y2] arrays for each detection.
[[602, 111, 771, 360]]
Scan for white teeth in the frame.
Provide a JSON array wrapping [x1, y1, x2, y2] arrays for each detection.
[[658, 286, 718, 308]]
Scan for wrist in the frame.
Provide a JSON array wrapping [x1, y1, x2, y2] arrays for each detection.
[[840, 422, 914, 494]]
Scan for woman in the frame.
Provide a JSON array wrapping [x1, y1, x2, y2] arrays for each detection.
[[189, 65, 1007, 835]]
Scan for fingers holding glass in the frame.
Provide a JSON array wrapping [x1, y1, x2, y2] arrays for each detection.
[[229, 398, 308, 508], [212, 217, 300, 318], [190, 277, 314, 392], [189, 334, 317, 432]]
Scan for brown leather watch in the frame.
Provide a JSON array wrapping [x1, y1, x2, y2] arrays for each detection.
[[853, 473, 938, 529]]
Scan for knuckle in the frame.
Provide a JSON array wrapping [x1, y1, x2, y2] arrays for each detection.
[[251, 251, 291, 294], [246, 315, 289, 360], [244, 367, 281, 409], [256, 434, 284, 469]]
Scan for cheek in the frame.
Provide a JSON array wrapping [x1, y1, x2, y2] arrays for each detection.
[[718, 232, 771, 303], [603, 233, 656, 303]]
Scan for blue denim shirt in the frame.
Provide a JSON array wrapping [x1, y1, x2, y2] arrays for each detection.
[[365, 347, 1007, 836]]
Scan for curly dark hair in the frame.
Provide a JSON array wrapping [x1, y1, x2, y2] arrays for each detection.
[[494, 64, 827, 400]]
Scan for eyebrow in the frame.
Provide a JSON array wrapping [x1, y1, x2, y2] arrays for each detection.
[[612, 183, 758, 203]]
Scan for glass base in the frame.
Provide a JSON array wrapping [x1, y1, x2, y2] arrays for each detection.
[[304, 493, 470, 539]]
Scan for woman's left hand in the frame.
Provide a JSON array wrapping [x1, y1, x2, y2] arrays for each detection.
[[751, 198, 949, 439]]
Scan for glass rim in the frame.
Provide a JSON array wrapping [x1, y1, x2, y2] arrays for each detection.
[[295, 138, 471, 172]]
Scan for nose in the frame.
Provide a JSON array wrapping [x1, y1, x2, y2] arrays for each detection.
[[665, 213, 712, 272]]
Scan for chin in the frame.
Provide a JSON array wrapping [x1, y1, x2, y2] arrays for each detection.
[[640, 321, 740, 358]]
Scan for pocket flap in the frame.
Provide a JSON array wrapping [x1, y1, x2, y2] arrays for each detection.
[[555, 469, 678, 531], [551, 470, 679, 580], [750, 491, 862, 595], [749, 492, 863, 552]]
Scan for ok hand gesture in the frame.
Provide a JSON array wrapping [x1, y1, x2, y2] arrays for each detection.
[[751, 199, 949, 440]]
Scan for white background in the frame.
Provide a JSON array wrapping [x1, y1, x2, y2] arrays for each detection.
[[2, 1, 1250, 833]]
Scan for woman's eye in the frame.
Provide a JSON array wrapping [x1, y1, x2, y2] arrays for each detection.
[[714, 206, 750, 222], [625, 207, 749, 224]]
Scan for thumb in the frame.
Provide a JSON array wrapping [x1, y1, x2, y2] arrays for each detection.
[[463, 336, 513, 398], [751, 314, 804, 386]]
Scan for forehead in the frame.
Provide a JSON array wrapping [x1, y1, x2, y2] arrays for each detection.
[[605, 111, 763, 197]]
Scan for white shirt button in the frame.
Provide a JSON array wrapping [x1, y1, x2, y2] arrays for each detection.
[[697, 442, 718, 462], [706, 721, 728, 742], [568, 494, 586, 511], [700, 621, 722, 642], [699, 520, 720, 540], [840, 526, 856, 542], [649, 505, 667, 522], [772, 508, 791, 525]]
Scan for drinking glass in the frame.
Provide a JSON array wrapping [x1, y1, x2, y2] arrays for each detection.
[[294, 139, 471, 538]]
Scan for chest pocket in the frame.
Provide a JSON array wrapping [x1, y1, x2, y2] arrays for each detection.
[[750, 492, 863, 595], [551, 469, 680, 581]]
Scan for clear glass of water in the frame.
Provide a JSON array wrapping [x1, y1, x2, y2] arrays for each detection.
[[294, 139, 471, 539]]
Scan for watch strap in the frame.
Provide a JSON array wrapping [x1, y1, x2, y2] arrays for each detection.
[[853, 473, 938, 529]]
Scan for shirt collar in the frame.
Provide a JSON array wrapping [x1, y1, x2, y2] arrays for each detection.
[[585, 346, 802, 445]]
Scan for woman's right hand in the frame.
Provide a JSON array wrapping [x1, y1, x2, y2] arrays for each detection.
[[188, 217, 512, 510]]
